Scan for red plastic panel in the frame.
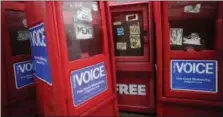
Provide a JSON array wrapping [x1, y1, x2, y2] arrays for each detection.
[[5, 98, 38, 116], [54, 2, 117, 115], [81, 96, 118, 116], [1, 2, 35, 102], [2, 2, 35, 101], [116, 71, 155, 113], [1, 2, 38, 116], [1, 51, 8, 116], [25, 1, 67, 116], [160, 103, 222, 117], [109, 1, 148, 6], [25, 1, 119, 116]]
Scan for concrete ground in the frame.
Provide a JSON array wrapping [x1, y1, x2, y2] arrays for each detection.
[[30, 111, 155, 117], [120, 111, 156, 117]]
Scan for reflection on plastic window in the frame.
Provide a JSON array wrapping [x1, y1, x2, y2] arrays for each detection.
[[5, 10, 31, 56], [73, 7, 92, 22], [62, 2, 102, 61], [184, 4, 201, 13]]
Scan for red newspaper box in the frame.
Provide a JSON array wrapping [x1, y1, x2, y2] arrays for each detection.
[[106, 1, 155, 113], [1, 51, 7, 116], [25, 1, 119, 116], [1, 1, 38, 116], [154, 1, 223, 116]]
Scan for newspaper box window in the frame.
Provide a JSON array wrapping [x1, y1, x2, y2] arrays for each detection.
[[62, 2, 102, 61], [62, 1, 109, 108], [112, 12, 144, 57], [5, 10, 34, 89], [158, 1, 222, 116], [5, 10, 31, 56], [168, 2, 218, 51]]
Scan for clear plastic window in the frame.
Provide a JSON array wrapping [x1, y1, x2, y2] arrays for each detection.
[[62, 2, 103, 61], [168, 2, 218, 51], [112, 12, 144, 56], [5, 10, 31, 56]]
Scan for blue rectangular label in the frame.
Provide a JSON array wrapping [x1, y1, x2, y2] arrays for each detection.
[[29, 23, 52, 85], [70, 62, 108, 107], [13, 60, 34, 89], [171, 60, 217, 93], [116, 27, 124, 36]]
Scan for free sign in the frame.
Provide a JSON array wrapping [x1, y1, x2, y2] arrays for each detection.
[[116, 84, 146, 96]]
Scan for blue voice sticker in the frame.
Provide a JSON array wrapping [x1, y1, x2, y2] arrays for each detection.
[[70, 62, 108, 107], [29, 22, 52, 86], [13, 60, 34, 89], [116, 27, 124, 36], [171, 60, 217, 93]]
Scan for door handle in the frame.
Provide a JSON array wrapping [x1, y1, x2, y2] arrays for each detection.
[[143, 30, 149, 44], [143, 30, 147, 36]]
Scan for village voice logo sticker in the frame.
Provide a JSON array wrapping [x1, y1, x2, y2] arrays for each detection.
[[70, 62, 108, 107], [13, 60, 34, 89], [171, 60, 217, 93], [29, 22, 52, 85]]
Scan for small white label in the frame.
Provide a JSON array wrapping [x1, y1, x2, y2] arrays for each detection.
[[92, 3, 98, 11], [126, 14, 138, 21], [69, 2, 82, 9], [170, 28, 183, 45], [74, 7, 92, 22], [113, 21, 122, 26], [116, 42, 127, 50], [74, 23, 93, 40], [183, 33, 201, 45], [129, 23, 140, 35], [116, 84, 146, 96], [17, 30, 29, 41], [130, 34, 141, 48], [184, 4, 201, 13]]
